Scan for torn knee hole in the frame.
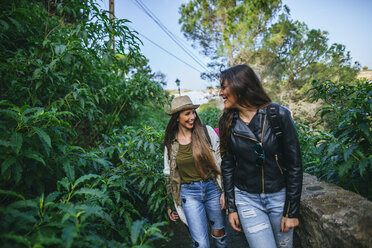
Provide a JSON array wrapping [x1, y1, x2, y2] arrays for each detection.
[[280, 238, 290, 247], [212, 228, 225, 237]]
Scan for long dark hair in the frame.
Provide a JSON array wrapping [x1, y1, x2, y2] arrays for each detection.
[[219, 64, 272, 155], [163, 111, 220, 179]]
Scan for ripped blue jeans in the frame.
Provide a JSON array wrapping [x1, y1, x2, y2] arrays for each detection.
[[181, 179, 227, 248], [235, 187, 293, 248]]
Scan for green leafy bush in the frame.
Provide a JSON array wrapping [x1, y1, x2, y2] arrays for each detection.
[[299, 79, 372, 199], [0, 103, 75, 195], [0, 0, 170, 246], [198, 107, 221, 128], [0, 120, 169, 247], [0, 0, 169, 147], [0, 173, 168, 248], [100, 124, 169, 223]]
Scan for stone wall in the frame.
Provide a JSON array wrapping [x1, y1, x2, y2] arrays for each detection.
[[294, 173, 372, 248], [159, 173, 372, 247]]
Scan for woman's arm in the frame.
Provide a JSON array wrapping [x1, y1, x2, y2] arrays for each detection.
[[206, 125, 225, 210], [280, 107, 303, 219], [163, 147, 172, 196], [163, 146, 180, 221], [221, 150, 237, 213], [221, 149, 242, 232], [163, 146, 170, 176], [167, 208, 179, 222]]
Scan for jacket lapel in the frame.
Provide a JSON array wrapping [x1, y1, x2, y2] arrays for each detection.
[[233, 112, 260, 141]]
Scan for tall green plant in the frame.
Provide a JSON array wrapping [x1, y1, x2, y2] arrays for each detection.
[[100, 124, 169, 223], [299, 79, 372, 199], [198, 107, 221, 128], [0, 172, 168, 247], [0, 102, 74, 196], [0, 0, 171, 246], [0, 0, 168, 147]]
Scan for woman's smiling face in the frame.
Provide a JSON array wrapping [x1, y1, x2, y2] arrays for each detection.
[[219, 79, 238, 109], [177, 109, 196, 129]]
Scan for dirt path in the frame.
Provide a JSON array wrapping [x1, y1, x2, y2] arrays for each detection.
[[157, 219, 250, 247]]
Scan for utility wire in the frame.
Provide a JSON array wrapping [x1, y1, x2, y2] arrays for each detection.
[[127, 25, 204, 73], [132, 0, 210, 72], [134, 0, 208, 71]]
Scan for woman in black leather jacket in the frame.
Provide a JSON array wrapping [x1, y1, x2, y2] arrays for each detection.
[[219, 64, 302, 248]]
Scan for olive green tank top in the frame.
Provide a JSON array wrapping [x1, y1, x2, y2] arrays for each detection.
[[176, 143, 212, 184]]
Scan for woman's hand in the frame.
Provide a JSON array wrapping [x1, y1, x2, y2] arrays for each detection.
[[167, 208, 179, 222], [220, 193, 225, 210], [281, 217, 299, 232], [228, 212, 242, 232]]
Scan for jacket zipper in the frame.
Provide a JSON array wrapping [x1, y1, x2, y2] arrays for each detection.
[[233, 132, 265, 193], [233, 132, 259, 143], [261, 167, 264, 193], [275, 154, 283, 174], [285, 202, 290, 217]]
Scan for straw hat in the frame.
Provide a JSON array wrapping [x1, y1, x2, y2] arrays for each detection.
[[167, 95, 200, 115]]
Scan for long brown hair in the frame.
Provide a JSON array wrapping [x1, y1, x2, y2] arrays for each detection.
[[163, 111, 220, 179], [219, 64, 272, 155]]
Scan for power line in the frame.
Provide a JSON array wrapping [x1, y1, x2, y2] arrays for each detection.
[[127, 25, 204, 73], [132, 0, 210, 72], [134, 0, 208, 71]]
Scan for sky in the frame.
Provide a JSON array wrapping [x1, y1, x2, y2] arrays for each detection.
[[99, 0, 372, 90]]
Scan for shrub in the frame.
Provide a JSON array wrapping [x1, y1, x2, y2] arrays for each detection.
[[0, 120, 169, 247], [299, 79, 372, 199], [198, 107, 221, 128], [0, 0, 169, 147], [0, 0, 170, 246]]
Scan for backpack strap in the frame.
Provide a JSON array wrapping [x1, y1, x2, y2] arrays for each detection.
[[203, 124, 212, 147], [267, 103, 283, 146]]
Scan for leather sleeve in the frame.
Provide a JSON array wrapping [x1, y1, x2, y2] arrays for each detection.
[[280, 107, 303, 218], [221, 148, 237, 213]]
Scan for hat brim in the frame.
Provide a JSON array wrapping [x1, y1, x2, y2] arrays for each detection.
[[167, 104, 200, 115]]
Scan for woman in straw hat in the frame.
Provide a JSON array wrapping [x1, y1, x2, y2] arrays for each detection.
[[163, 95, 227, 248]]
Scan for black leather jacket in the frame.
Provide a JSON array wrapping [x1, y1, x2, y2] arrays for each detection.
[[221, 104, 303, 218]]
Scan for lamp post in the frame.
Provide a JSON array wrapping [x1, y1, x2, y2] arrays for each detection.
[[175, 78, 181, 95]]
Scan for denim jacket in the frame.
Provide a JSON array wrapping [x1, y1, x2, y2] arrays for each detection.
[[163, 125, 223, 225]]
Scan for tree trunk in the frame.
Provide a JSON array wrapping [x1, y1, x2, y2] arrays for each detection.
[[229, 48, 234, 66], [287, 74, 295, 110]]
